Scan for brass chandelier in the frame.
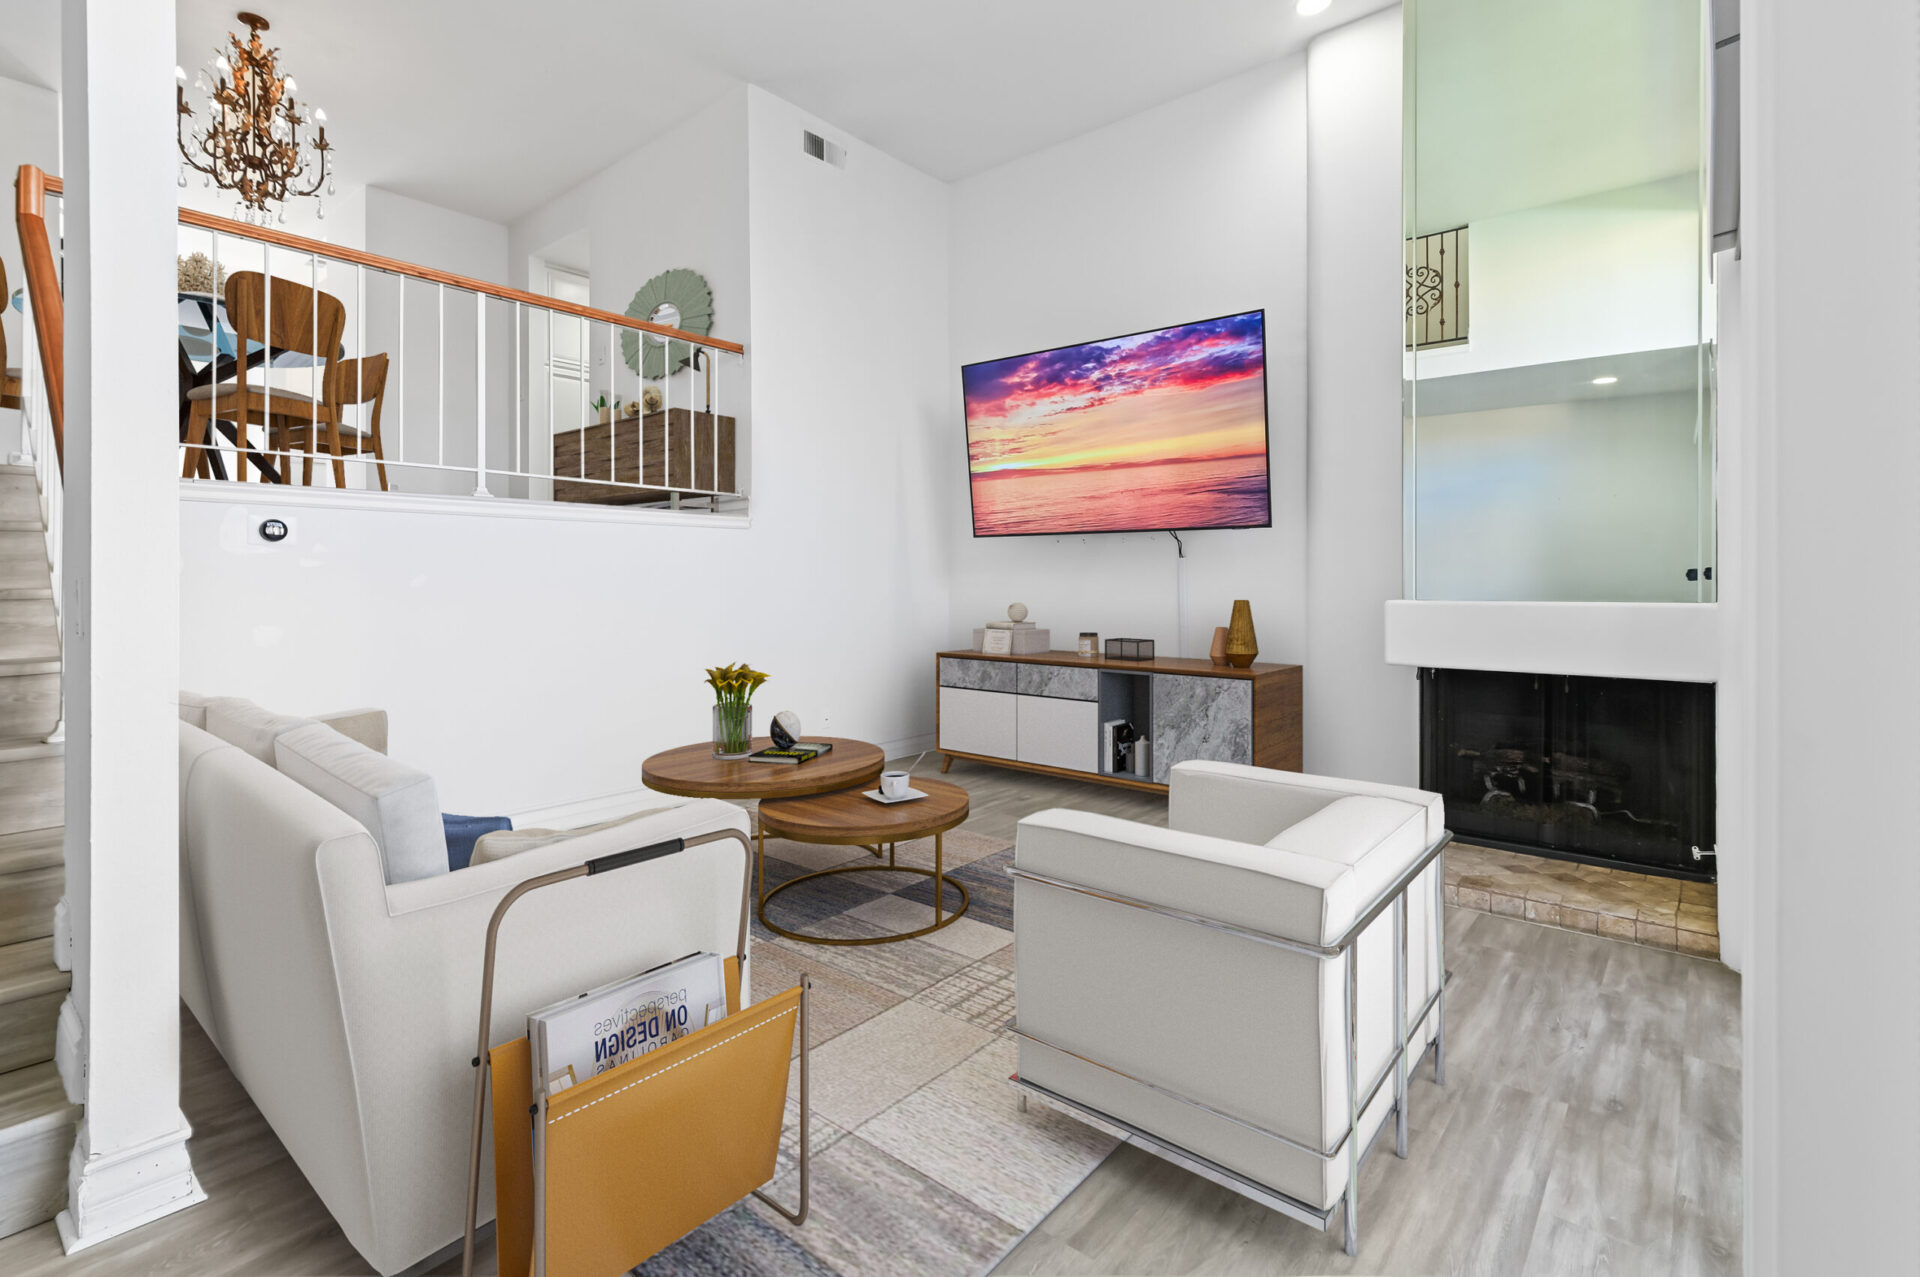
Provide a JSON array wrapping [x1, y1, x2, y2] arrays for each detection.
[[177, 12, 335, 224]]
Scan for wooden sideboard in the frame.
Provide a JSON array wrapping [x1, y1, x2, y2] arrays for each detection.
[[935, 649, 1302, 794], [552, 407, 736, 504]]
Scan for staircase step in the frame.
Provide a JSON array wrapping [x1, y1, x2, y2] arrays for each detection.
[[0, 673, 59, 742], [0, 1061, 80, 1238], [0, 866, 59, 946], [0, 599, 58, 666], [0, 741, 61, 839], [0, 939, 66, 1074], [0, 531, 48, 597], [0, 828, 60, 878]]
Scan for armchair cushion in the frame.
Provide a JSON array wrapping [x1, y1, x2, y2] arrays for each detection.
[[1266, 795, 1428, 924], [273, 722, 448, 884], [205, 696, 316, 764]]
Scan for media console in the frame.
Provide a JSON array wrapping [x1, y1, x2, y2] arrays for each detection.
[[935, 650, 1302, 793]]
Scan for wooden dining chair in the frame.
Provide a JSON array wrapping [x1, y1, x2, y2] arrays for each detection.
[[182, 270, 346, 483], [272, 353, 390, 490]]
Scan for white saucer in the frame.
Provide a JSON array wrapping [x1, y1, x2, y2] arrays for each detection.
[[862, 787, 928, 805]]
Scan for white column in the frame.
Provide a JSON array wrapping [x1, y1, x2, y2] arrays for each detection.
[[1739, 1, 1920, 1273], [53, 0, 202, 1251]]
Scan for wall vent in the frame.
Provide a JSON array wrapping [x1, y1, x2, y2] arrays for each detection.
[[801, 130, 846, 168]]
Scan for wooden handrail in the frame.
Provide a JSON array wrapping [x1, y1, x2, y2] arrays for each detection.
[[29, 173, 739, 355], [15, 165, 63, 473], [175, 207, 744, 355]]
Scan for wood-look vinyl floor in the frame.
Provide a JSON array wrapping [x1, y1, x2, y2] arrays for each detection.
[[0, 758, 1740, 1277]]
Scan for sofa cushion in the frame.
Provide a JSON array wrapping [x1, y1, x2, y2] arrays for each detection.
[[1267, 795, 1428, 920], [205, 697, 317, 765], [274, 723, 449, 884], [469, 806, 680, 866], [179, 689, 217, 729]]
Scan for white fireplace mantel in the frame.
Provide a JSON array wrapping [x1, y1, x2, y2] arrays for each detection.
[[1383, 600, 1720, 683]]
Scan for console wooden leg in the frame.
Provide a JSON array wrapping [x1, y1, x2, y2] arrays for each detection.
[[940, 754, 954, 773]]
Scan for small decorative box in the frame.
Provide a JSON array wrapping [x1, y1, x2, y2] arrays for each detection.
[[1104, 637, 1155, 661], [974, 626, 1051, 654]]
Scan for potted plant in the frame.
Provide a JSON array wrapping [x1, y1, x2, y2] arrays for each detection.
[[706, 663, 768, 759]]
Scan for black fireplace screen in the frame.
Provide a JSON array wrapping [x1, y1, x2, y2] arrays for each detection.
[[1419, 669, 1715, 878]]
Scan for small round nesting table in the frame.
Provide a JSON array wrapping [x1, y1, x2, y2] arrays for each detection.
[[755, 778, 971, 946], [640, 737, 886, 800]]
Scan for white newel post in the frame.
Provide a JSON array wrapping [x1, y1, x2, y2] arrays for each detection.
[[53, 0, 204, 1251]]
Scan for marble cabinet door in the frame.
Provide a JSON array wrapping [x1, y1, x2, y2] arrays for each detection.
[[1149, 675, 1253, 784]]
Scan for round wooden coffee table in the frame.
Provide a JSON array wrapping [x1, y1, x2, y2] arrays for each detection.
[[641, 737, 886, 800], [755, 778, 971, 945]]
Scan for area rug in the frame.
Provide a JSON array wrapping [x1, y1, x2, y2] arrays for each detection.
[[632, 831, 1118, 1277]]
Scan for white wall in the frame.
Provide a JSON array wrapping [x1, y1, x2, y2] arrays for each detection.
[[1304, 7, 1416, 783], [177, 85, 951, 814], [945, 58, 1309, 671], [1739, 0, 1920, 1271], [509, 87, 751, 436], [364, 186, 508, 283], [1413, 173, 1704, 380]]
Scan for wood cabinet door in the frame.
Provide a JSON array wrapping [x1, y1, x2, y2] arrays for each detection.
[[939, 687, 1018, 759], [1015, 695, 1100, 773]]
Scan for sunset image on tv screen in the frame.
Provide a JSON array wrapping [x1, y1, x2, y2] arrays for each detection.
[[963, 311, 1270, 536]]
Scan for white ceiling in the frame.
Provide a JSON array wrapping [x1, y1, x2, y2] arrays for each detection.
[[160, 0, 1394, 225]]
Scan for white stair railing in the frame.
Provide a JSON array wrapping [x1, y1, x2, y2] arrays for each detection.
[[13, 186, 64, 742], [174, 209, 748, 513]]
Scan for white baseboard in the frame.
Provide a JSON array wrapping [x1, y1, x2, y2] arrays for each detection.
[[52, 895, 70, 971], [56, 1116, 206, 1254], [880, 733, 938, 767], [53, 997, 82, 1105]]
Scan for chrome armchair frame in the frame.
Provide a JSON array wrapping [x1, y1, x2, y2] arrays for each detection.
[[1007, 830, 1452, 1258]]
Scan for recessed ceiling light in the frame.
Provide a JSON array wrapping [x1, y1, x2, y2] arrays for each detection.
[[1591, 376, 1618, 385], [1297, 0, 1332, 15]]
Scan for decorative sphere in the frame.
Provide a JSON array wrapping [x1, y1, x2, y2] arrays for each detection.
[[770, 710, 803, 750], [1008, 602, 1029, 622]]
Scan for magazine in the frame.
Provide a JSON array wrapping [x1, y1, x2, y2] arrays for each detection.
[[528, 951, 728, 1099]]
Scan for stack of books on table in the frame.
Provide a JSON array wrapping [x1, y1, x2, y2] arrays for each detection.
[[974, 620, 1051, 655], [748, 741, 835, 765]]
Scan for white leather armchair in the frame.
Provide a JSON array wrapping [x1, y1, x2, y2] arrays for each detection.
[[1012, 760, 1449, 1257], [178, 718, 753, 1275]]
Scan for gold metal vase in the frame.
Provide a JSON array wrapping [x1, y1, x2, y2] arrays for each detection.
[[1225, 601, 1258, 668]]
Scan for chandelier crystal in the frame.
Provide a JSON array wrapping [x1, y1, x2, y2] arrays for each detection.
[[176, 12, 334, 220]]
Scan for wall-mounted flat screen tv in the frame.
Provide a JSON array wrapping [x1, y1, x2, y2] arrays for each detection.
[[963, 309, 1271, 537]]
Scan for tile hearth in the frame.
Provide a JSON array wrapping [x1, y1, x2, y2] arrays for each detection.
[[1443, 842, 1718, 958]]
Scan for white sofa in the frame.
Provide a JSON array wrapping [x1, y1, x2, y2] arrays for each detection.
[[177, 699, 753, 1275], [1012, 760, 1449, 1256]]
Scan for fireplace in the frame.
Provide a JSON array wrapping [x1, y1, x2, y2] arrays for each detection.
[[1419, 669, 1715, 880]]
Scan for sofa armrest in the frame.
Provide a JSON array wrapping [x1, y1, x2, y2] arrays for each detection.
[[1016, 808, 1358, 948], [315, 707, 388, 755], [1168, 760, 1445, 848]]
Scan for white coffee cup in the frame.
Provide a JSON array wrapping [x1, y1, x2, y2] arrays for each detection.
[[880, 770, 911, 799]]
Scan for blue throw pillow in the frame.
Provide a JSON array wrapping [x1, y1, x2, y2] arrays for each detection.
[[443, 813, 512, 872]]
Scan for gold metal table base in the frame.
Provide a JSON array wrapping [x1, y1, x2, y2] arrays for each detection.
[[756, 833, 970, 946]]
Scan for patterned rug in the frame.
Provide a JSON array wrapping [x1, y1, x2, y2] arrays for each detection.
[[631, 830, 1118, 1277]]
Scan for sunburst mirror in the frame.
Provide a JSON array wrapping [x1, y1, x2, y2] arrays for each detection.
[[621, 268, 714, 381]]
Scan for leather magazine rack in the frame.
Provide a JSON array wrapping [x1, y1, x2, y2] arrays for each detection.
[[461, 830, 810, 1277]]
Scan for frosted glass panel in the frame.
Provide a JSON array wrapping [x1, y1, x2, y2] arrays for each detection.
[[1404, 0, 1714, 603]]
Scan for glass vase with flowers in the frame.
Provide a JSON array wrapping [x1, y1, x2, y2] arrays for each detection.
[[706, 663, 768, 759]]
